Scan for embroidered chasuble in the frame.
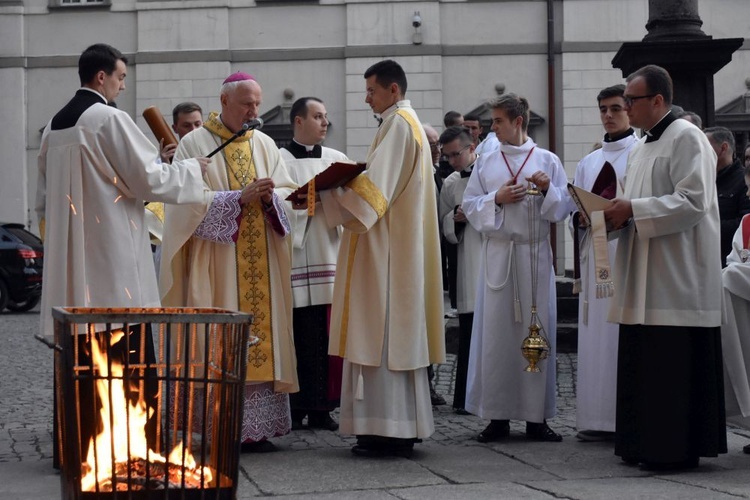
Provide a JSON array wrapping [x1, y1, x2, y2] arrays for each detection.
[[160, 112, 297, 392], [204, 115, 276, 381]]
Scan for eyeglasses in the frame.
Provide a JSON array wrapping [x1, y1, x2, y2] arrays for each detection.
[[623, 94, 657, 106], [441, 144, 470, 160], [429, 142, 440, 150]]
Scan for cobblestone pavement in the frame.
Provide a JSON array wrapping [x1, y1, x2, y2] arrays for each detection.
[[1, 308, 746, 460], [0, 306, 579, 460], [0, 309, 54, 463]]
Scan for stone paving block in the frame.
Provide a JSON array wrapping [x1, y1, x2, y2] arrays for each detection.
[[417, 442, 559, 484], [670, 467, 750, 497], [267, 491, 397, 500], [392, 482, 557, 499], [0, 460, 59, 499], [240, 447, 445, 496], [482, 438, 649, 480], [525, 476, 745, 500]]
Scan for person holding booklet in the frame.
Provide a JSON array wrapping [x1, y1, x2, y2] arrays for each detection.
[[603, 64, 726, 470], [569, 84, 638, 442], [294, 60, 445, 457]]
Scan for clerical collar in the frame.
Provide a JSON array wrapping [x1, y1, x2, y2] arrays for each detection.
[[604, 128, 634, 143], [286, 139, 322, 159], [460, 157, 477, 178], [379, 100, 411, 120], [79, 87, 107, 104], [644, 111, 676, 143]]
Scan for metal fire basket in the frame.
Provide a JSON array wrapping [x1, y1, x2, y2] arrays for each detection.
[[52, 307, 252, 500]]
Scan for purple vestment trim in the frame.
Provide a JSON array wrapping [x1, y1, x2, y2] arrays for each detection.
[[193, 190, 242, 243], [264, 192, 291, 237]]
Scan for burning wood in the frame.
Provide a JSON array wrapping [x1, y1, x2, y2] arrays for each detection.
[[82, 457, 214, 491], [80, 330, 216, 492]]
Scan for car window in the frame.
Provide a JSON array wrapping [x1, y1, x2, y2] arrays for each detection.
[[4, 226, 42, 246]]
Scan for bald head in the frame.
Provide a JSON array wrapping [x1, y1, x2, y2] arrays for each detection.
[[220, 79, 262, 133], [423, 124, 440, 164]]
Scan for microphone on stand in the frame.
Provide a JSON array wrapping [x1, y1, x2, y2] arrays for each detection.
[[243, 118, 264, 131], [207, 118, 264, 158]]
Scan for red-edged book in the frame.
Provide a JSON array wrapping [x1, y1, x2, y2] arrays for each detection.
[[285, 161, 367, 202]]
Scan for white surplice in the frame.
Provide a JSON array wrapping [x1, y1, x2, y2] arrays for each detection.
[[36, 97, 206, 339], [572, 132, 637, 432], [462, 138, 570, 422], [439, 168, 482, 314], [280, 146, 349, 308], [721, 215, 750, 429], [608, 118, 721, 327], [320, 100, 445, 438]]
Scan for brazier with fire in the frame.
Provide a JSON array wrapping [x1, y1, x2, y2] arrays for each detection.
[[52, 307, 252, 499]]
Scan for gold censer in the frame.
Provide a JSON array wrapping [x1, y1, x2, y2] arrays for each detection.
[[521, 307, 550, 372]]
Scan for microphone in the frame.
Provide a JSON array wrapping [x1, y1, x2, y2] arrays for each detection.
[[242, 117, 264, 131], [207, 118, 264, 158]]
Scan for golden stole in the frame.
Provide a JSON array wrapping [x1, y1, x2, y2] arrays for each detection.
[[204, 113, 274, 382]]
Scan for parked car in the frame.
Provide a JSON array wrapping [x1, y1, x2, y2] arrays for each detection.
[[0, 222, 43, 312]]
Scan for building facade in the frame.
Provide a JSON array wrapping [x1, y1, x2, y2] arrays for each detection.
[[1, 0, 748, 271]]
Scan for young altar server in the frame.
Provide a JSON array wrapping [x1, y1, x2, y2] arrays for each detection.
[[571, 84, 638, 442], [463, 93, 569, 443]]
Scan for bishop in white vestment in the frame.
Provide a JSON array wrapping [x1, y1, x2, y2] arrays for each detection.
[[160, 75, 298, 450]]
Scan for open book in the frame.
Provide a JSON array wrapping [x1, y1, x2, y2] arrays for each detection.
[[567, 183, 614, 227], [285, 161, 367, 202]]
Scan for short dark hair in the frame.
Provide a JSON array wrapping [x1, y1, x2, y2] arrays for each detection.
[[289, 97, 323, 125], [626, 64, 673, 106], [705, 126, 735, 154], [172, 102, 202, 124], [677, 110, 703, 130], [489, 93, 530, 131], [597, 84, 625, 105], [439, 126, 473, 147], [443, 111, 463, 127], [364, 59, 407, 95], [78, 43, 127, 86], [463, 114, 482, 124]]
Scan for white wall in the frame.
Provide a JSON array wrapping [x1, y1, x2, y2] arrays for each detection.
[[1, 0, 748, 270]]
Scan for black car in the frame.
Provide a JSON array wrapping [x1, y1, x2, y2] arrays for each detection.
[[0, 222, 43, 312]]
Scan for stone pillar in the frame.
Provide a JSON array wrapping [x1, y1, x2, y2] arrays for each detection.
[[612, 0, 742, 127], [0, 6, 28, 227], [644, 0, 706, 40]]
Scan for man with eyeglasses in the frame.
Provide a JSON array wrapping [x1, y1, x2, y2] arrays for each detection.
[[603, 64, 726, 471], [438, 126, 482, 416]]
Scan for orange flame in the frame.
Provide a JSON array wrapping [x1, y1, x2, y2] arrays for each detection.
[[80, 331, 213, 491]]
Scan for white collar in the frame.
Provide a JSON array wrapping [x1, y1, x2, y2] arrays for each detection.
[[80, 87, 107, 104], [500, 137, 536, 155]]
